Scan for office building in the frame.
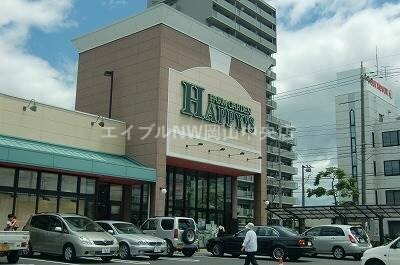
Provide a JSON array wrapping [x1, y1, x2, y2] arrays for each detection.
[[336, 68, 400, 238]]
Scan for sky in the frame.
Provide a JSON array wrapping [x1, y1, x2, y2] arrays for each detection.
[[1, 0, 400, 206]]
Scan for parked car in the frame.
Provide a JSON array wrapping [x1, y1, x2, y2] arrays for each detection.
[[23, 213, 119, 262], [96, 221, 167, 260], [141, 217, 198, 257], [362, 236, 400, 265], [0, 231, 30, 263], [206, 226, 315, 261], [304, 224, 372, 260]]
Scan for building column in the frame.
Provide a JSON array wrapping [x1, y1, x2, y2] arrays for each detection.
[[150, 163, 167, 217], [122, 185, 132, 221], [232, 177, 238, 219], [254, 173, 267, 225]]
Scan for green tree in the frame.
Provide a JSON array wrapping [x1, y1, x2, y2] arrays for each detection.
[[307, 167, 359, 205]]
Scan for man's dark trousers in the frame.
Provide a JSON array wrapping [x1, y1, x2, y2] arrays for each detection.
[[244, 252, 258, 265]]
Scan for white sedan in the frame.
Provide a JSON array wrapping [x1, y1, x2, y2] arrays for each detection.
[[361, 237, 400, 265]]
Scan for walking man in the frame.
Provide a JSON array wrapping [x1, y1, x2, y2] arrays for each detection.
[[241, 222, 258, 265]]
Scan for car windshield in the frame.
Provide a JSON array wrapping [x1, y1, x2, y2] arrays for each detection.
[[64, 217, 104, 232], [113, 223, 143, 234]]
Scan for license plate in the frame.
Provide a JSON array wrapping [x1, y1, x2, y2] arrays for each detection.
[[154, 246, 161, 253], [0, 244, 10, 252], [102, 248, 110, 254]]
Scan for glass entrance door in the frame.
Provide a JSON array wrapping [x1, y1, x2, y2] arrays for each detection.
[[96, 183, 123, 220]]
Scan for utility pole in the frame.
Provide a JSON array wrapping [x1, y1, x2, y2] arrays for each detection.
[[360, 61, 366, 205], [301, 165, 312, 207]]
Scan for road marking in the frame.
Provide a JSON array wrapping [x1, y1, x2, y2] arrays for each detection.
[[159, 257, 200, 262], [21, 258, 78, 265], [112, 259, 150, 264]]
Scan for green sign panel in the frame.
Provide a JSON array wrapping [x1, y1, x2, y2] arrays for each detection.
[[180, 81, 255, 133]]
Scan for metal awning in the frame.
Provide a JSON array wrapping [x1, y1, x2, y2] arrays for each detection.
[[268, 205, 400, 220], [0, 135, 156, 182]]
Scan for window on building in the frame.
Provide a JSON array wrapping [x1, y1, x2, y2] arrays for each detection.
[[373, 161, 377, 176], [61, 175, 78, 193], [80, 177, 95, 194], [384, 160, 400, 176], [18, 170, 37, 189], [372, 132, 375, 147], [382, 131, 399, 147], [386, 190, 400, 205], [15, 193, 36, 225], [0, 167, 15, 187], [40, 173, 58, 191]]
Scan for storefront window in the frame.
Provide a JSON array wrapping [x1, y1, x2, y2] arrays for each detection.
[[84, 200, 95, 219], [61, 175, 78, 193], [110, 185, 123, 201], [0, 167, 15, 187], [198, 175, 208, 209], [217, 177, 224, 209], [40, 173, 58, 191], [18, 170, 37, 189], [15, 193, 36, 225], [80, 177, 95, 194], [209, 177, 216, 211], [167, 169, 174, 215], [0, 192, 14, 223], [186, 171, 196, 209], [175, 170, 184, 216], [78, 199, 85, 216], [59, 197, 77, 214], [142, 184, 149, 220], [38, 195, 57, 212]]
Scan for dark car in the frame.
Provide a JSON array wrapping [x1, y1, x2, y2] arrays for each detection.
[[206, 226, 314, 261]]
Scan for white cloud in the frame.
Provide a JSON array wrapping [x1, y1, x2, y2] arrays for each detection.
[[102, 0, 128, 8], [0, 0, 75, 109], [269, 1, 400, 205]]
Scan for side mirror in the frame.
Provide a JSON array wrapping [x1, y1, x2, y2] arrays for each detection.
[[108, 230, 114, 235], [54, 227, 62, 233]]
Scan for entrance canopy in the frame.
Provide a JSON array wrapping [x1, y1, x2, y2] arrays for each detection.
[[268, 205, 400, 220], [0, 135, 156, 182]]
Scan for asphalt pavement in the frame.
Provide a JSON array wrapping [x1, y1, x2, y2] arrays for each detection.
[[0, 253, 361, 265]]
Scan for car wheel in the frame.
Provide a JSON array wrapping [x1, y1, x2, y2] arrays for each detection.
[[211, 243, 224, 257], [119, 243, 131, 260], [7, 250, 20, 264], [365, 258, 386, 265], [101, 257, 113, 262], [332, 246, 345, 259], [271, 246, 286, 261], [353, 254, 362, 261], [165, 240, 174, 257], [182, 229, 196, 244], [63, 244, 76, 262], [182, 249, 196, 257], [149, 256, 160, 260]]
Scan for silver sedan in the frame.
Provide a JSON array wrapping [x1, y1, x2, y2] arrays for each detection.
[[96, 221, 167, 260]]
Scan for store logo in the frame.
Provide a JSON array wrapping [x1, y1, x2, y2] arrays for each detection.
[[180, 81, 255, 133], [367, 78, 392, 99]]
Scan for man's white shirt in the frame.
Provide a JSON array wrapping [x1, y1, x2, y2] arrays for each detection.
[[242, 229, 258, 252]]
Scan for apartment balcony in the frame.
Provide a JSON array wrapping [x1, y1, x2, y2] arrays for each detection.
[[237, 190, 254, 200], [266, 145, 297, 160], [266, 69, 276, 81], [266, 83, 277, 95], [267, 176, 298, 190], [267, 162, 298, 175], [238, 175, 254, 183], [267, 194, 297, 205], [266, 99, 277, 109], [237, 208, 254, 218]]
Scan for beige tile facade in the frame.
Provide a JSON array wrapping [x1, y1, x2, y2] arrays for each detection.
[[0, 93, 126, 155], [75, 24, 267, 224]]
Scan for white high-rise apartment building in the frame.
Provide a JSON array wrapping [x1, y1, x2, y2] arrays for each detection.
[[335, 68, 400, 237]]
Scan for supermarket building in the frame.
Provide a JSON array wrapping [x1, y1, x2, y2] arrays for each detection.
[[0, 3, 274, 230]]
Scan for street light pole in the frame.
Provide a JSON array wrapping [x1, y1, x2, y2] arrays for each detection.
[[360, 62, 366, 205]]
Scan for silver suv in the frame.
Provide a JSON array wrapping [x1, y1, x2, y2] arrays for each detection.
[[141, 217, 198, 257], [304, 225, 372, 260], [23, 213, 119, 262]]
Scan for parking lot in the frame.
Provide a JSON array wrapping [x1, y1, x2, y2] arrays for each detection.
[[0, 253, 361, 265]]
